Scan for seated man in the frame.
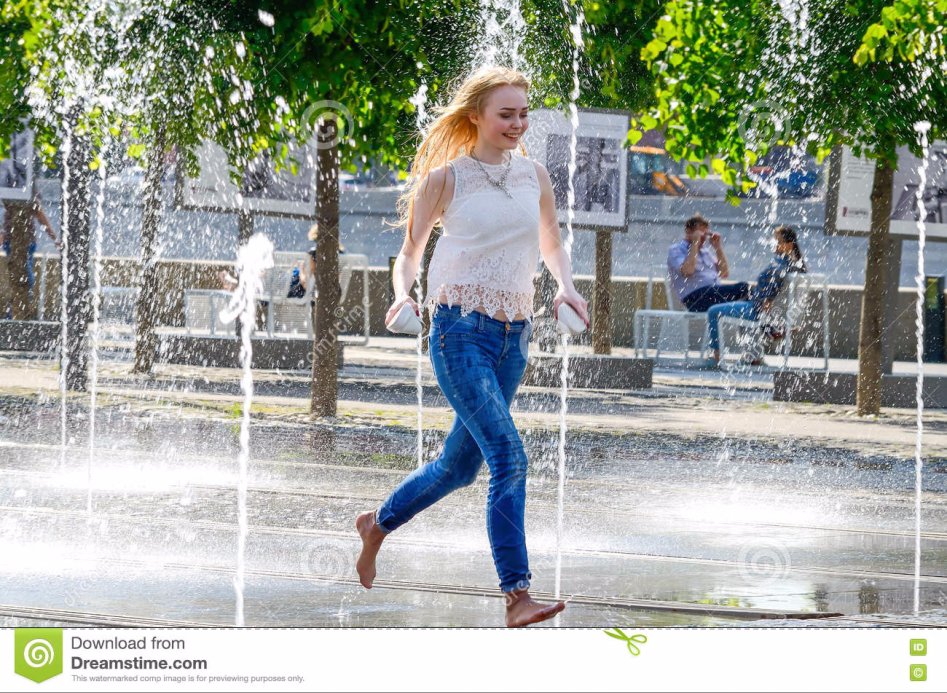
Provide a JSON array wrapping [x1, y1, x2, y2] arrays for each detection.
[[667, 213, 748, 312]]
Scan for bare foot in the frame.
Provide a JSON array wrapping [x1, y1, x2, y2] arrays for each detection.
[[504, 589, 566, 627], [355, 510, 386, 589]]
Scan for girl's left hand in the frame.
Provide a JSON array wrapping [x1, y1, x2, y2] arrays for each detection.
[[553, 287, 590, 327]]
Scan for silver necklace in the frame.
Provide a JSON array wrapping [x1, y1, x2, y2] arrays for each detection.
[[470, 151, 514, 198]]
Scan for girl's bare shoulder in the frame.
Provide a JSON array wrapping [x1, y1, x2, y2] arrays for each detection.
[[417, 163, 456, 213], [418, 164, 454, 194], [428, 162, 455, 184], [530, 159, 552, 186], [527, 156, 547, 172]]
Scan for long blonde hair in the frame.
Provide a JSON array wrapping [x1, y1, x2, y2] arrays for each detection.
[[398, 66, 530, 242]]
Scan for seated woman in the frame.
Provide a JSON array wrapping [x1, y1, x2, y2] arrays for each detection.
[[706, 225, 806, 366], [285, 223, 346, 299], [285, 259, 311, 299]]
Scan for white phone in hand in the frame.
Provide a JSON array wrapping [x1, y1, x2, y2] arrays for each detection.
[[386, 303, 423, 335], [557, 303, 586, 335]]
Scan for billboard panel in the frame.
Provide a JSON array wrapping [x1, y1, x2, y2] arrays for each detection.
[[826, 142, 947, 239], [0, 129, 35, 203], [178, 140, 318, 219], [523, 109, 630, 229]]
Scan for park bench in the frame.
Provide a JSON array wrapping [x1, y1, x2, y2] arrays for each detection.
[[183, 252, 371, 343], [633, 265, 710, 363], [184, 288, 237, 337], [97, 286, 137, 341], [264, 251, 371, 344], [718, 271, 830, 370]]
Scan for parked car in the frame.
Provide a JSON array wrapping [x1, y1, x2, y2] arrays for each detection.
[[675, 169, 729, 198], [741, 147, 822, 198], [628, 145, 731, 197], [629, 146, 688, 196]]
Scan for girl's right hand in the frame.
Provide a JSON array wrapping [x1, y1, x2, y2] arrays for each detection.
[[385, 294, 421, 328]]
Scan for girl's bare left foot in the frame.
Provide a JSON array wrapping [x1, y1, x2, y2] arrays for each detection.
[[504, 589, 566, 627], [355, 511, 386, 589]]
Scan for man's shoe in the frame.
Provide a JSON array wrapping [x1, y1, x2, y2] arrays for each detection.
[[739, 352, 764, 366]]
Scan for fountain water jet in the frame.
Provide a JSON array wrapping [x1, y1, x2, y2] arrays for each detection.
[[220, 232, 274, 627], [415, 282, 424, 469], [410, 82, 430, 470], [554, 334, 570, 601], [478, 0, 528, 70], [58, 124, 73, 472], [86, 140, 109, 515], [552, 0, 586, 606], [912, 120, 932, 615]]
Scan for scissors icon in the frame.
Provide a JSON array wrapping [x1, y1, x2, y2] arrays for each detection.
[[603, 628, 647, 656]]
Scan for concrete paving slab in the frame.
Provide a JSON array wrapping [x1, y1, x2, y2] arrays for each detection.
[[775, 369, 947, 407], [2, 348, 946, 627]]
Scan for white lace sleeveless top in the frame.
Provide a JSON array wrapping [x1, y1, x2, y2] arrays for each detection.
[[423, 153, 541, 319]]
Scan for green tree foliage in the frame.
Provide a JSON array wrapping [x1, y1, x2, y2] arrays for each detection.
[[640, 0, 945, 191], [4, 0, 668, 177], [233, 0, 482, 173], [0, 2, 32, 143], [0, 0, 268, 174], [243, 0, 665, 169], [514, 0, 664, 113], [855, 0, 946, 65], [580, 0, 665, 111], [639, 0, 947, 414]]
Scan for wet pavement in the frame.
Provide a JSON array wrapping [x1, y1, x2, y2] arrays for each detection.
[[1, 350, 946, 627]]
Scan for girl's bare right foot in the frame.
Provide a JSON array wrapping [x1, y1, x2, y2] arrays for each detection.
[[355, 511, 386, 589], [504, 589, 566, 627]]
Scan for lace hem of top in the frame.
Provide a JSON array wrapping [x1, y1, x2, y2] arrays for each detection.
[[423, 282, 534, 320]]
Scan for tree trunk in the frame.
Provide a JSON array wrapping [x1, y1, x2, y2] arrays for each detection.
[[880, 237, 902, 374], [132, 125, 167, 374], [856, 157, 895, 415], [63, 127, 93, 392], [310, 119, 342, 418], [238, 209, 254, 247], [592, 228, 612, 354], [7, 202, 33, 320]]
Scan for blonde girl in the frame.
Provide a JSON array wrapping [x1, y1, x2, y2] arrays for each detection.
[[355, 66, 589, 627]]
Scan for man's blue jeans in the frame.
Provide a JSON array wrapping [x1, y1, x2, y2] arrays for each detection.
[[682, 282, 750, 312], [707, 300, 759, 351], [376, 303, 534, 593]]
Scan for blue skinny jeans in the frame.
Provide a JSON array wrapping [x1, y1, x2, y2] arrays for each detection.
[[707, 300, 760, 351], [376, 303, 534, 593]]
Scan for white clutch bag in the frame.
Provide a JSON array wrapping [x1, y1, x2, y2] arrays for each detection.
[[556, 303, 587, 335], [386, 303, 423, 335]]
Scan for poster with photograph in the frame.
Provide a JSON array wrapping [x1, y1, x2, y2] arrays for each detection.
[[826, 142, 947, 238], [0, 128, 35, 203], [177, 140, 318, 218], [522, 109, 629, 229]]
